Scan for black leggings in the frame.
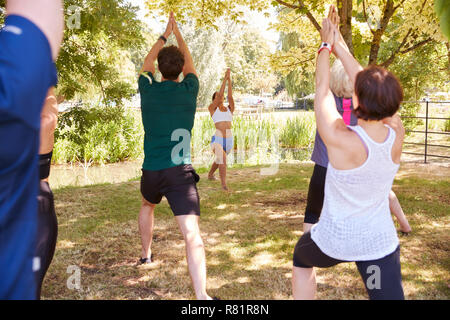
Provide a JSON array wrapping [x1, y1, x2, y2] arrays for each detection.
[[304, 164, 327, 224], [293, 232, 404, 300], [35, 181, 58, 299]]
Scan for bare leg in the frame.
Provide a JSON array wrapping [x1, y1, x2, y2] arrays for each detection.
[[292, 266, 316, 300], [208, 162, 219, 180], [175, 215, 211, 300], [303, 223, 313, 233], [138, 198, 155, 260], [212, 143, 228, 190], [389, 190, 411, 233], [218, 152, 227, 190]]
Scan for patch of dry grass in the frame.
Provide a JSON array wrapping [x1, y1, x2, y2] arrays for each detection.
[[42, 164, 450, 300]]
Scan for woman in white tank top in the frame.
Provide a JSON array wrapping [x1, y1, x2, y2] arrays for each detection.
[[207, 69, 234, 191], [292, 7, 406, 300]]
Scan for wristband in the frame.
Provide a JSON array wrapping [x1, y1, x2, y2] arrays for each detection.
[[318, 42, 332, 54], [159, 35, 167, 44]]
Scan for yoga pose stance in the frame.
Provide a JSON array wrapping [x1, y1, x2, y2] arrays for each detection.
[[0, 0, 63, 299], [35, 88, 59, 299], [304, 59, 411, 234], [137, 12, 213, 300], [208, 69, 235, 190], [292, 7, 405, 300]]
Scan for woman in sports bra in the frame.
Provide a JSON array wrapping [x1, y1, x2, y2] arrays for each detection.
[[207, 68, 234, 191], [35, 87, 59, 299]]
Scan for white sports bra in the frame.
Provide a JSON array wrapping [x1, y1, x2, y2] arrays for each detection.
[[212, 107, 233, 123]]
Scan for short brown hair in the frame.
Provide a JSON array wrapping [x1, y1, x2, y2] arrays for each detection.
[[354, 65, 403, 121], [157, 46, 185, 80]]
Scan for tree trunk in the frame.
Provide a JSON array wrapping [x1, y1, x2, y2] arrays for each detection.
[[447, 42, 450, 79], [368, 0, 395, 65], [337, 0, 354, 55]]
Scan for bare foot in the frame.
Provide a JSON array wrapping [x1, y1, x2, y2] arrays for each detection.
[[399, 225, 412, 235], [399, 220, 412, 234], [222, 185, 230, 192], [208, 175, 217, 181]]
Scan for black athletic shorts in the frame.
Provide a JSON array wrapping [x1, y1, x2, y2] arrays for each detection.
[[293, 231, 404, 300], [140, 164, 201, 216]]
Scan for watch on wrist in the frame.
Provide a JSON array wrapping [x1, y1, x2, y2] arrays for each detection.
[[159, 35, 167, 44], [318, 42, 332, 54]]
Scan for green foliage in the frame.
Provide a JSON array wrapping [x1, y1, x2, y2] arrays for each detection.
[[144, 0, 269, 28], [231, 117, 278, 150], [269, 0, 447, 103], [54, 105, 143, 164], [278, 33, 315, 98], [389, 44, 449, 101], [280, 116, 315, 148], [0, 1, 145, 105], [224, 27, 277, 95], [296, 98, 315, 111], [53, 107, 318, 166], [435, 0, 450, 39], [399, 102, 423, 135], [169, 22, 226, 109], [164, 18, 278, 108], [444, 116, 450, 132], [57, 0, 144, 105], [191, 113, 316, 167]]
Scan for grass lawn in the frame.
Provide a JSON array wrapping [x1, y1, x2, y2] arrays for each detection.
[[43, 164, 450, 300]]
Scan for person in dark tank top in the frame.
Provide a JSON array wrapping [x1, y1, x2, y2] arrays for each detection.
[[304, 59, 411, 235]]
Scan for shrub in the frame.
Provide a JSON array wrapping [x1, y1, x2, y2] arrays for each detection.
[[53, 104, 143, 164], [280, 115, 315, 148]]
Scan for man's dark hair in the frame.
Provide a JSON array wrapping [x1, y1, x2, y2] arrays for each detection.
[[354, 65, 403, 121], [157, 45, 185, 80]]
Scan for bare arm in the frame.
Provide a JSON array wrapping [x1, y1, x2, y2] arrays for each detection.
[[39, 87, 58, 154], [209, 93, 223, 116], [326, 5, 362, 86], [314, 19, 347, 147], [6, 0, 64, 61], [332, 28, 363, 87], [172, 14, 197, 77], [219, 71, 227, 97], [227, 70, 235, 113], [208, 102, 216, 116], [140, 16, 172, 75], [382, 114, 405, 164]]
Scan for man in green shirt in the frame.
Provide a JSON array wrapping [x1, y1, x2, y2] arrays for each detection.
[[137, 13, 213, 300]]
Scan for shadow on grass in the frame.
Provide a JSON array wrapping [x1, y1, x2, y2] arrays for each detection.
[[43, 164, 449, 300]]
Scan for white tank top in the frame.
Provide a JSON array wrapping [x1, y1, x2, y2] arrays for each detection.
[[311, 125, 400, 261], [212, 107, 232, 123]]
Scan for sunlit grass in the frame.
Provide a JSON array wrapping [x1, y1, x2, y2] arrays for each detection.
[[43, 164, 450, 300]]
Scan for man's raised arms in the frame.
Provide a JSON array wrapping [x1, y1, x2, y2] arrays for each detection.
[[171, 13, 197, 77], [140, 14, 172, 75]]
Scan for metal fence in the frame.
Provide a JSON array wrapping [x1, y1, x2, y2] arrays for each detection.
[[400, 100, 449, 163], [287, 99, 450, 163]]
